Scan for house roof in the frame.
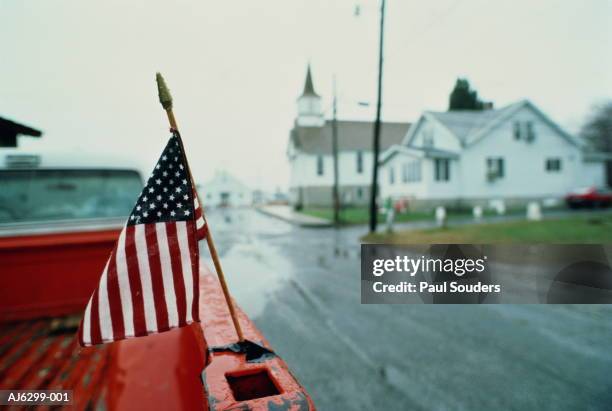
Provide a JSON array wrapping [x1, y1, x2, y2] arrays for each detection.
[[0, 116, 42, 137], [424, 102, 521, 146], [291, 120, 411, 155], [380, 144, 459, 165], [409, 100, 581, 148]]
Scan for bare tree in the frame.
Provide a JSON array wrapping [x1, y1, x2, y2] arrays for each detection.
[[581, 101, 612, 187], [582, 102, 612, 151]]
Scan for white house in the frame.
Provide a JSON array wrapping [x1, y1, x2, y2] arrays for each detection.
[[200, 171, 252, 208], [379, 100, 607, 209], [287, 65, 411, 208]]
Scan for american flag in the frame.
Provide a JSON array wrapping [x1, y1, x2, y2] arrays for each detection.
[[79, 131, 207, 346]]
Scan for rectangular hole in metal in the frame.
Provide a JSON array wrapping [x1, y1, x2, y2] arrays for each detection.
[[226, 369, 281, 401]]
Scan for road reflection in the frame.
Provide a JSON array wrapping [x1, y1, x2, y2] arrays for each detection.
[[198, 207, 612, 411]]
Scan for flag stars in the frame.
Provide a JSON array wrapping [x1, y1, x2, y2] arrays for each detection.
[[183, 194, 189, 200], [143, 211, 149, 217], [156, 195, 162, 201], [177, 203, 183, 208], [175, 171, 180, 177], [157, 211, 162, 217], [149, 203, 156, 209], [169, 179, 174, 185], [136, 205, 141, 211], [142, 196, 148, 202], [148, 187, 154, 193], [163, 203, 169, 209], [170, 211, 176, 217], [169, 194, 175, 201], [179, 164, 184, 170], [163, 187, 168, 193], [184, 210, 190, 216], [162, 155, 167, 161], [163, 171, 168, 177], [155, 179, 161, 185], [182, 179, 187, 185], [176, 187, 182, 193]]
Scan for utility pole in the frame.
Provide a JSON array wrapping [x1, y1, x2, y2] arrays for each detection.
[[332, 75, 340, 225], [369, 0, 386, 233]]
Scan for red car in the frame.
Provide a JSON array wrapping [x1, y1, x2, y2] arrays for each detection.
[[565, 187, 612, 208]]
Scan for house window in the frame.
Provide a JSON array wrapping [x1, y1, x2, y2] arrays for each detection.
[[389, 167, 395, 184], [316, 155, 324, 176], [434, 159, 450, 182], [356, 187, 363, 199], [513, 121, 536, 142], [356, 151, 363, 174], [513, 122, 521, 140], [545, 158, 562, 172], [402, 161, 422, 183], [525, 122, 535, 142], [486, 157, 504, 180]]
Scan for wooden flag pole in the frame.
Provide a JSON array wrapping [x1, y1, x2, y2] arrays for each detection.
[[156, 73, 245, 342]]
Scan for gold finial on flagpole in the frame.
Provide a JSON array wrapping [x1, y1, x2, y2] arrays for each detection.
[[156, 72, 178, 131], [156, 72, 245, 342]]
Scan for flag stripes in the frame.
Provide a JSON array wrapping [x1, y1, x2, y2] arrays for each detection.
[[79, 221, 199, 346], [134, 224, 158, 333], [194, 196, 207, 240]]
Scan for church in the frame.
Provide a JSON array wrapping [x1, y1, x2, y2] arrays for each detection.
[[287, 66, 411, 209]]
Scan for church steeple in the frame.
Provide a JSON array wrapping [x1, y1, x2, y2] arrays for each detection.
[[302, 64, 319, 97], [296, 64, 324, 127]]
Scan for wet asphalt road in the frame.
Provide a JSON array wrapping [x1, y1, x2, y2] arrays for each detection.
[[201, 208, 612, 411]]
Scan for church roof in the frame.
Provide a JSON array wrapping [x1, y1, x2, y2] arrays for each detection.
[[291, 120, 411, 155], [301, 65, 319, 97]]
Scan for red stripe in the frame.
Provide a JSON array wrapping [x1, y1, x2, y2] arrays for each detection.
[[90, 287, 102, 345], [145, 223, 169, 332], [186, 220, 200, 322], [106, 253, 125, 340], [165, 223, 187, 327], [196, 225, 208, 240], [125, 225, 147, 337], [78, 315, 85, 346]]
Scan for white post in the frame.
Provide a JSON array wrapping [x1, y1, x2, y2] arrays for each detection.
[[491, 200, 506, 215], [527, 201, 542, 221], [385, 207, 395, 233], [435, 206, 447, 228], [473, 205, 483, 222]]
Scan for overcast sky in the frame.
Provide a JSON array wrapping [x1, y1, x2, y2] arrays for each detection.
[[1, 0, 610, 191]]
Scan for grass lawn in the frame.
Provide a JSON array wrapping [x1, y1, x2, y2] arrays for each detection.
[[302, 207, 429, 224], [300, 206, 523, 225], [362, 214, 612, 243]]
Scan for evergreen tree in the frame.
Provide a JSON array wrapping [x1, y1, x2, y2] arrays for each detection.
[[448, 78, 484, 111]]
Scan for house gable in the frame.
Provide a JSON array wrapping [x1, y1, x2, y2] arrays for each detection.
[[466, 100, 581, 149], [404, 114, 462, 153]]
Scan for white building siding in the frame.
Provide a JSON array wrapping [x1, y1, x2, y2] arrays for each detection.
[[289, 151, 374, 188], [460, 106, 580, 199], [379, 101, 607, 208], [409, 116, 462, 152], [202, 171, 252, 207], [379, 153, 428, 200]]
